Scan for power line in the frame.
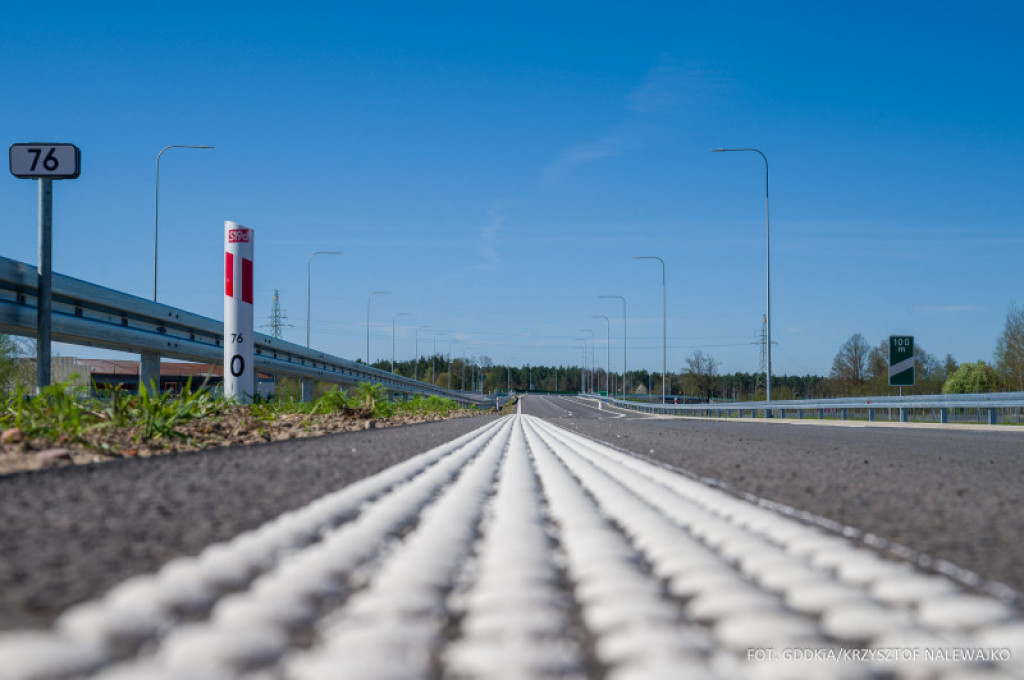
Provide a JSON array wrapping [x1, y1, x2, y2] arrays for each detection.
[[263, 289, 292, 339]]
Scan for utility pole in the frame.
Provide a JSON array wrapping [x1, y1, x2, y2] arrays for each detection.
[[264, 290, 290, 339], [757, 314, 767, 399]]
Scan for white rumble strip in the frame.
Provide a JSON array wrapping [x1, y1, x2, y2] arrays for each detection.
[[0, 414, 1020, 680]]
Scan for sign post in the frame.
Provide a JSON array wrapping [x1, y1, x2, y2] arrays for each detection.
[[224, 221, 254, 402], [9, 143, 81, 391], [889, 335, 915, 389]]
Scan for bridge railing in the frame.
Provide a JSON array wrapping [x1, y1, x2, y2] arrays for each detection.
[[0, 255, 486, 406], [601, 392, 1024, 426]]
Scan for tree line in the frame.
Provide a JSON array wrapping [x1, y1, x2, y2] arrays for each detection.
[[374, 304, 1024, 401], [829, 305, 1024, 396], [4, 304, 1021, 400]]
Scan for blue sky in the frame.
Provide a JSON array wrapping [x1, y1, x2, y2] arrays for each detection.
[[2, 1, 1022, 378]]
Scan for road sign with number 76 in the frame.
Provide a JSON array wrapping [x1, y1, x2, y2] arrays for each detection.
[[9, 143, 80, 179]]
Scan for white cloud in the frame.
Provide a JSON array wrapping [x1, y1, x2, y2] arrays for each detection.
[[471, 202, 504, 273], [541, 55, 715, 187]]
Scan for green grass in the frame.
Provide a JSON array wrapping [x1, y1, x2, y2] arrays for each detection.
[[1, 379, 474, 450]]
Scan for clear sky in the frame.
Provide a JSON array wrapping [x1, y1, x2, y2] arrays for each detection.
[[2, 1, 1021, 377]]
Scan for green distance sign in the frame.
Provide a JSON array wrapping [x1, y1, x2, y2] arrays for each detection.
[[889, 335, 915, 386]]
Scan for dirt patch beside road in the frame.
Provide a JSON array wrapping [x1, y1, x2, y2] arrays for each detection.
[[0, 406, 480, 477]]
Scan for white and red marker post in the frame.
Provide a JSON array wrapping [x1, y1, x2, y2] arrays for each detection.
[[224, 221, 254, 402]]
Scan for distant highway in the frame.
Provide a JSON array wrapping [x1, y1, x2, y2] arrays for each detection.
[[522, 394, 1024, 597]]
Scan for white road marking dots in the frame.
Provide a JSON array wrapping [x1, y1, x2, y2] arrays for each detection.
[[0, 632, 107, 680], [443, 412, 581, 679], [0, 413, 1019, 680], [287, 418, 512, 679]]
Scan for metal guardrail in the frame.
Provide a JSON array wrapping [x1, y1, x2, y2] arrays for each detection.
[[604, 392, 1024, 426], [0, 255, 487, 406]]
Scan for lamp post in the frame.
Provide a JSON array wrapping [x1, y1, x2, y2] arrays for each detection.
[[592, 315, 611, 395], [580, 329, 595, 394], [366, 290, 391, 363], [573, 339, 588, 393], [448, 340, 454, 391], [712, 147, 772, 402], [633, 256, 666, 404], [432, 333, 446, 386], [414, 325, 430, 381], [154, 145, 213, 302], [599, 295, 627, 399], [306, 251, 341, 348], [392, 312, 410, 373]]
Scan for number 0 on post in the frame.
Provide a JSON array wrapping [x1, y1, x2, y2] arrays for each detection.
[[224, 221, 255, 402]]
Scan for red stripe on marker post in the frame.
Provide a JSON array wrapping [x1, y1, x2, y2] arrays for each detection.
[[225, 252, 234, 298], [242, 257, 253, 304]]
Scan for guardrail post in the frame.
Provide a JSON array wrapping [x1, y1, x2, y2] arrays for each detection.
[[301, 378, 314, 403], [140, 351, 160, 393], [841, 408, 848, 421], [868, 407, 875, 422], [940, 407, 948, 424], [989, 408, 997, 425], [780, 408, 786, 419], [797, 409, 803, 419], [900, 408, 908, 423]]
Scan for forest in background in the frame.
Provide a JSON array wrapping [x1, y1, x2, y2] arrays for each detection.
[[2, 305, 1021, 402], [370, 304, 1024, 402]]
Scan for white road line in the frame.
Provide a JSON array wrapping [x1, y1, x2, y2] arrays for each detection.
[[564, 396, 629, 418], [0, 414, 1019, 680], [443, 415, 581, 679]]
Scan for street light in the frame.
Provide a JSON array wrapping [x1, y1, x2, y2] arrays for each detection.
[[392, 312, 410, 373], [306, 251, 341, 348], [414, 325, 431, 381], [366, 290, 391, 363], [432, 333, 447, 386], [448, 340, 455, 391], [154, 145, 213, 302], [592, 315, 611, 395], [599, 295, 627, 399], [573, 338, 587, 393], [634, 256, 666, 404], [711, 147, 772, 401], [580, 329, 595, 394]]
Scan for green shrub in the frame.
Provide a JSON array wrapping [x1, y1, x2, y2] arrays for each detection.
[[942, 361, 1003, 394]]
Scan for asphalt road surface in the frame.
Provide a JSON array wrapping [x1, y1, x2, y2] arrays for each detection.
[[1, 398, 1022, 679], [0, 415, 498, 632], [521, 395, 1024, 599]]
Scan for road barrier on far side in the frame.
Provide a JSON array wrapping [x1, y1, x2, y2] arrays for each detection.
[[601, 392, 1024, 426]]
